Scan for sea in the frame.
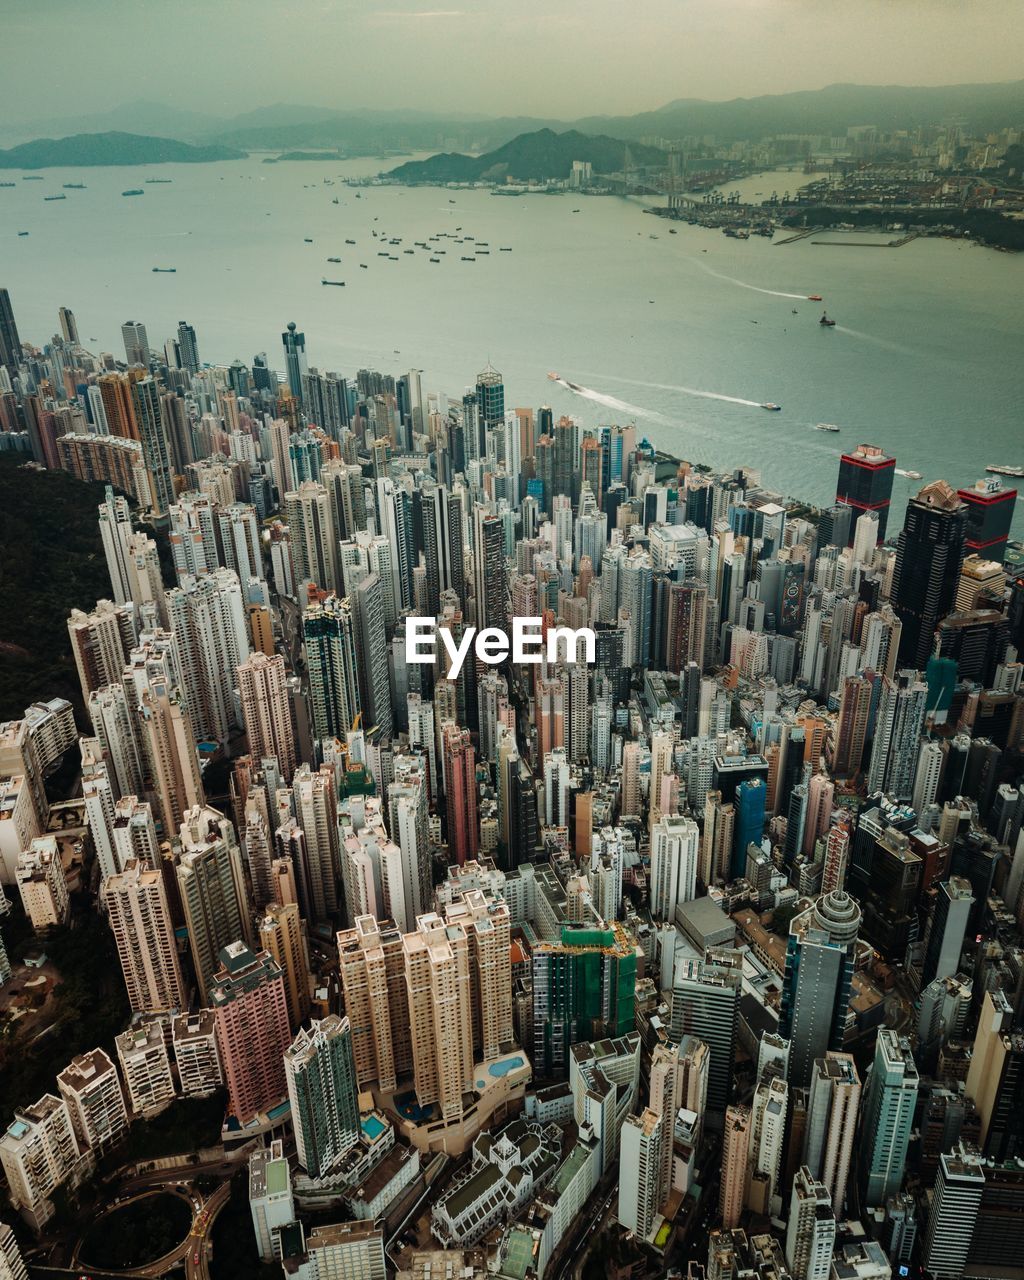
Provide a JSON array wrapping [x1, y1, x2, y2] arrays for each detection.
[[2, 154, 1021, 537]]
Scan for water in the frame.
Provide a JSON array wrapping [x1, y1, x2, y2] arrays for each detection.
[[2, 156, 1021, 536]]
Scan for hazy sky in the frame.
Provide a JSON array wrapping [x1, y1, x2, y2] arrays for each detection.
[[5, 0, 1023, 122]]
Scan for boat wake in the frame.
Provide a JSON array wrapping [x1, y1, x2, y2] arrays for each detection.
[[687, 258, 807, 300], [582, 371, 764, 409], [832, 325, 915, 356], [551, 377, 671, 425]]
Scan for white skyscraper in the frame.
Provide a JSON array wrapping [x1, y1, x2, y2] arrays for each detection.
[[166, 569, 250, 745], [98, 486, 134, 605], [618, 1108, 663, 1241], [649, 814, 699, 922]]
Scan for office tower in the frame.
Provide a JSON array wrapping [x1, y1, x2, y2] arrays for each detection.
[[866, 671, 929, 801], [719, 1105, 750, 1228], [130, 376, 175, 517], [98, 485, 135, 605], [68, 600, 135, 704], [922, 1145, 985, 1280], [0, 1221, 28, 1280], [351, 573, 393, 740], [780, 891, 860, 1087], [421, 480, 466, 611], [667, 580, 707, 671], [958, 476, 1016, 564], [786, 1168, 836, 1280], [0, 1095, 84, 1232], [860, 1031, 918, 1207], [167, 569, 250, 745], [802, 772, 833, 859], [282, 321, 307, 402], [56, 1049, 128, 1152], [803, 1053, 860, 1215], [921, 877, 973, 987], [388, 766, 432, 928], [176, 320, 200, 374], [257, 901, 310, 1029], [105, 859, 186, 1014], [286, 481, 337, 591], [303, 594, 362, 740], [475, 361, 504, 430], [249, 1141, 294, 1263], [835, 444, 895, 543], [650, 814, 699, 922], [115, 1021, 175, 1118], [821, 823, 850, 894], [443, 724, 478, 866], [337, 915, 411, 1092], [171, 1010, 223, 1097], [892, 481, 968, 668], [670, 948, 742, 1118], [966, 989, 1024, 1160], [121, 319, 150, 366], [472, 507, 507, 632], [647, 1042, 683, 1209], [0, 288, 22, 373], [176, 806, 250, 1003], [732, 778, 766, 878], [168, 492, 217, 580], [912, 739, 945, 816], [210, 942, 292, 1124], [16, 838, 70, 929], [618, 1109, 663, 1240], [403, 913, 474, 1123], [747, 1075, 788, 1214], [238, 653, 297, 781], [284, 1016, 360, 1179]]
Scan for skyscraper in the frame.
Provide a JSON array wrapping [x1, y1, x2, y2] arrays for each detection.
[[892, 481, 968, 668], [210, 942, 292, 1124], [786, 1167, 836, 1280], [166, 569, 251, 744], [860, 1031, 919, 1207], [351, 573, 393, 740], [443, 724, 478, 866], [921, 1145, 985, 1280], [121, 319, 150, 366], [176, 320, 200, 375], [803, 1052, 860, 1215], [282, 321, 308, 403], [403, 913, 474, 1123], [0, 288, 22, 373], [719, 1104, 750, 1228], [284, 1016, 360, 1179], [303, 594, 362, 741], [649, 814, 699, 922], [618, 1109, 664, 1239], [835, 443, 895, 544], [98, 485, 135, 606], [105, 859, 186, 1015], [238, 652, 297, 781], [866, 671, 929, 801], [921, 877, 974, 988], [176, 805, 251, 1003], [257, 901, 311, 1030], [475, 362, 504, 431], [670, 948, 742, 1119]]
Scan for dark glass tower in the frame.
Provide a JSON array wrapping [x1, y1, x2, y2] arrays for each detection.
[[958, 477, 1017, 565], [836, 443, 895, 544], [892, 480, 968, 669], [475, 362, 504, 431], [0, 288, 23, 373]]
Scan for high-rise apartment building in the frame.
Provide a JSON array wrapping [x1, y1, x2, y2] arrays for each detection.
[[618, 1109, 663, 1240], [210, 942, 292, 1124], [238, 652, 297, 780], [105, 859, 186, 1014], [670, 948, 742, 1118], [257, 900, 310, 1030], [115, 1021, 176, 1118], [786, 1167, 836, 1280], [803, 1052, 860, 1215], [176, 805, 251, 1003], [121, 320, 150, 366], [649, 814, 699, 922], [337, 915, 412, 1093], [860, 1031, 919, 1207], [284, 1016, 360, 1179], [303, 594, 362, 740], [56, 1049, 128, 1153], [719, 1104, 750, 1228]]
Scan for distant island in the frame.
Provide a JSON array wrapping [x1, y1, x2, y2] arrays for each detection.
[[386, 128, 666, 185], [0, 130, 246, 169], [263, 150, 343, 163]]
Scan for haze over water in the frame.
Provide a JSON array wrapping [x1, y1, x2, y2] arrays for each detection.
[[2, 154, 1021, 537]]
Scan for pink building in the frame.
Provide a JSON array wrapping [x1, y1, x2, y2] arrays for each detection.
[[210, 942, 291, 1124]]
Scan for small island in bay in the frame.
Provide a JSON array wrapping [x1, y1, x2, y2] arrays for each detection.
[[0, 131, 246, 169]]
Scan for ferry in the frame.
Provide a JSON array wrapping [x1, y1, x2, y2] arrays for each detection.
[[322, 279, 345, 286], [44, 194, 67, 201], [122, 189, 144, 196], [815, 423, 840, 433], [332, 198, 339, 204], [152, 267, 176, 273], [819, 313, 836, 327], [807, 294, 823, 301], [900, 470, 923, 481], [761, 403, 782, 412], [986, 464, 1024, 478]]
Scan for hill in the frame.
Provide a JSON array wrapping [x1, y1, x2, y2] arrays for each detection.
[[0, 130, 245, 169], [387, 128, 665, 184], [0, 457, 117, 724]]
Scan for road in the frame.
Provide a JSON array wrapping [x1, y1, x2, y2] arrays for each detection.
[[550, 1179, 618, 1280]]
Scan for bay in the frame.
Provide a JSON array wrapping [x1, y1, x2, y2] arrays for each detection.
[[1, 154, 1021, 536]]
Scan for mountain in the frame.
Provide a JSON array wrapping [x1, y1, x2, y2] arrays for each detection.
[[209, 113, 559, 156], [0, 131, 246, 169], [387, 128, 665, 184], [575, 80, 1024, 142], [0, 100, 227, 147]]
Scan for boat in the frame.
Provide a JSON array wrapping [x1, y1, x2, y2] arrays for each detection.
[[17, 231, 28, 236], [807, 294, 823, 301], [22, 175, 43, 181], [327, 257, 341, 263], [377, 251, 388, 256], [145, 178, 172, 184], [429, 258, 440, 263], [791, 309, 798, 314], [815, 423, 840, 433], [355, 192, 361, 198], [572, 208, 580, 213], [0, 182, 15, 187], [761, 403, 782, 412], [322, 279, 345, 286], [152, 267, 176, 273], [304, 237, 313, 243], [986, 464, 1024, 478], [404, 249, 414, 255], [44, 194, 67, 201], [63, 183, 85, 189], [122, 189, 144, 196], [500, 247, 512, 252], [565, 379, 582, 392], [359, 263, 368, 269], [332, 198, 339, 204], [669, 228, 677, 234], [547, 372, 560, 381], [345, 239, 356, 245], [449, 198, 456, 203], [388, 255, 398, 261], [461, 256, 475, 261], [899, 469, 923, 480], [819, 312, 836, 327], [477, 249, 490, 255]]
